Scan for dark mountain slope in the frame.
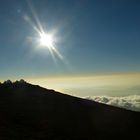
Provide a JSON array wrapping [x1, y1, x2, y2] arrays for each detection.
[[0, 81, 139, 140]]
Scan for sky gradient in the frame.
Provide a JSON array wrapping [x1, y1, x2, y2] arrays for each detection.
[[0, 0, 140, 96]]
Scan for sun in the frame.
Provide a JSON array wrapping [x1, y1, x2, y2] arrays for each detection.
[[24, 5, 64, 62], [39, 32, 54, 48]]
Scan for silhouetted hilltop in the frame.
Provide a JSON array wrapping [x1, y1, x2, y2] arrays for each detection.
[[0, 80, 139, 140]]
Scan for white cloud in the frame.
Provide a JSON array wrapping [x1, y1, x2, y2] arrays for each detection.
[[86, 95, 140, 112]]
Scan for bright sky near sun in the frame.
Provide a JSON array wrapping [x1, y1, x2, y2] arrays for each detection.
[[0, 0, 140, 96]]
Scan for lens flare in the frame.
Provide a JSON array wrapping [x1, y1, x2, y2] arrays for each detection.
[[24, 0, 71, 66]]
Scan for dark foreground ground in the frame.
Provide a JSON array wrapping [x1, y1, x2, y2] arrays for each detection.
[[0, 81, 140, 140]]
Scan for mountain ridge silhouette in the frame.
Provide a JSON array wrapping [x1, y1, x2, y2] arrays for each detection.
[[0, 80, 139, 140]]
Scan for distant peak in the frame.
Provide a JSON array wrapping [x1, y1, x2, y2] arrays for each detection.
[[14, 79, 27, 84], [2, 79, 27, 85], [3, 80, 12, 84]]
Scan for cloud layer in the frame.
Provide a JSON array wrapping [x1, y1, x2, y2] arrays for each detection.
[[87, 95, 140, 112]]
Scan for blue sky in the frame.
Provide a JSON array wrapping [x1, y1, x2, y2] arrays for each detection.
[[0, 0, 140, 96]]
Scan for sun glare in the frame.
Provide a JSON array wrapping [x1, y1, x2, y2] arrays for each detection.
[[24, 4, 64, 62], [39, 32, 54, 48]]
